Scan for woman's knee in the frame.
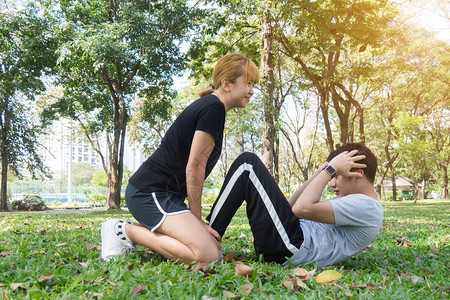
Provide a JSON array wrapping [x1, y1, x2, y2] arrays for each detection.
[[193, 245, 221, 263]]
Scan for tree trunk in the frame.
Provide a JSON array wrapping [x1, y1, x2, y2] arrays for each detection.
[[220, 133, 228, 178], [391, 170, 397, 201], [100, 63, 128, 209], [106, 90, 126, 209], [273, 134, 279, 183], [376, 152, 398, 200], [330, 85, 350, 147], [107, 173, 122, 210], [375, 173, 383, 201], [0, 100, 9, 212], [0, 144, 8, 212], [261, 6, 276, 176], [407, 163, 420, 203], [443, 165, 448, 199], [320, 90, 335, 153], [420, 178, 425, 200], [237, 132, 244, 154]]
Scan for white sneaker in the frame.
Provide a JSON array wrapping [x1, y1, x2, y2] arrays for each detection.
[[101, 219, 136, 261]]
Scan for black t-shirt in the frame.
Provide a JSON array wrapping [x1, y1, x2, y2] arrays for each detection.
[[129, 94, 225, 197]]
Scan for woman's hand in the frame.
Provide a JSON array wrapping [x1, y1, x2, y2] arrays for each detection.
[[202, 221, 222, 249]]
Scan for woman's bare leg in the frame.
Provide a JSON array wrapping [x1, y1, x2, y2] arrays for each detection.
[[126, 212, 221, 263]]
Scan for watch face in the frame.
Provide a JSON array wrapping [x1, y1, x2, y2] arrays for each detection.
[[325, 165, 336, 178]]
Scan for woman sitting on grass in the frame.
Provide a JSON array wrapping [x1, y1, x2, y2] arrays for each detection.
[[101, 53, 259, 263]]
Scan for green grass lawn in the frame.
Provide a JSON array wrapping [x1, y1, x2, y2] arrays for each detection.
[[1, 200, 449, 299]]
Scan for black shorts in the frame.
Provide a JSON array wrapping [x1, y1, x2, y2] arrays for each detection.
[[125, 184, 191, 232]]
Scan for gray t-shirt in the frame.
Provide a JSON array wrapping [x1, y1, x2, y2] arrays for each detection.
[[286, 194, 383, 267]]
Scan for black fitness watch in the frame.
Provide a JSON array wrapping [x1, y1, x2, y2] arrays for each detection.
[[323, 165, 336, 178]]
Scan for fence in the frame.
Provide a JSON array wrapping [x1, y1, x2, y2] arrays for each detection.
[[8, 182, 124, 208]]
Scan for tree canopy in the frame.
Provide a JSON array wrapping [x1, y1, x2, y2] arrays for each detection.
[[0, 2, 57, 211], [39, 0, 208, 208]]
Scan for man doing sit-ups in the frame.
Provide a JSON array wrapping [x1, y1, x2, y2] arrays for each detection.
[[207, 143, 383, 267]]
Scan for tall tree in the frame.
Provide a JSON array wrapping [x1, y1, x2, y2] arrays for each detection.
[[275, 0, 398, 152], [368, 25, 449, 200], [40, 0, 206, 209], [0, 3, 56, 211]]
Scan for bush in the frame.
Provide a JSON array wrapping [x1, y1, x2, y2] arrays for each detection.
[[11, 195, 48, 211], [89, 194, 106, 207]]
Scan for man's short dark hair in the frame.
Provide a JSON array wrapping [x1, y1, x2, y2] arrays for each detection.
[[326, 143, 377, 184]]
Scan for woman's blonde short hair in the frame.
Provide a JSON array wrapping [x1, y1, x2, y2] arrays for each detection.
[[199, 53, 259, 97]]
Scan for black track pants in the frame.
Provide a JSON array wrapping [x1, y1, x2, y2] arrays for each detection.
[[206, 152, 303, 263]]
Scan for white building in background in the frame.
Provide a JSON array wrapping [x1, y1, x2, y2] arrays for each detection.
[[41, 119, 146, 175]]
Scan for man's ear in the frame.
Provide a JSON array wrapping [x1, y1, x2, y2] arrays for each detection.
[[355, 169, 364, 182]]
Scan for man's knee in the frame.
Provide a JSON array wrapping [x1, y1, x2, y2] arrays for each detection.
[[236, 152, 262, 165]]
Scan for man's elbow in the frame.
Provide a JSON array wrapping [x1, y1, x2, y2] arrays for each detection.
[[292, 204, 311, 219]]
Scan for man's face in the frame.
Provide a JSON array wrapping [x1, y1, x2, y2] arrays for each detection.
[[329, 175, 354, 197]]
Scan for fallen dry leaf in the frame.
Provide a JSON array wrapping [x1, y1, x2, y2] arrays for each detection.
[[239, 283, 254, 295], [238, 232, 248, 239], [222, 290, 237, 298], [308, 269, 317, 277], [84, 291, 103, 299], [315, 270, 343, 283], [292, 267, 308, 278], [38, 275, 53, 283], [283, 276, 310, 292], [194, 262, 209, 273], [429, 245, 438, 251], [235, 263, 254, 277], [292, 267, 311, 281], [10, 283, 26, 291], [105, 279, 116, 286], [85, 242, 96, 249], [405, 274, 423, 284], [283, 280, 294, 291], [0, 250, 13, 256], [79, 262, 88, 268], [131, 285, 147, 295], [350, 283, 381, 290], [223, 252, 234, 262]]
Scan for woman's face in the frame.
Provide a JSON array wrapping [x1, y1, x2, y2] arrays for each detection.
[[227, 74, 255, 109]]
